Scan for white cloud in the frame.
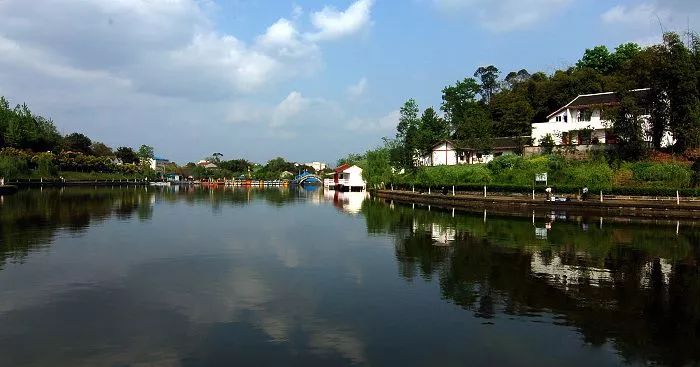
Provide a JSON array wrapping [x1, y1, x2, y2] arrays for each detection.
[[0, 0, 379, 162], [345, 110, 399, 132], [601, 4, 667, 26], [347, 77, 368, 98], [308, 0, 374, 41], [433, 0, 572, 31], [0, 0, 372, 101], [271, 91, 312, 128], [600, 1, 700, 38]]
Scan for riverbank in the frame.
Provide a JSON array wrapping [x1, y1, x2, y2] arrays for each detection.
[[375, 189, 700, 220]]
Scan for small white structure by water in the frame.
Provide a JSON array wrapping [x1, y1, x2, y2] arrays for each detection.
[[326, 164, 366, 192]]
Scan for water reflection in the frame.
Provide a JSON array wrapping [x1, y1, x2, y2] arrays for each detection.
[[363, 199, 700, 366], [0, 187, 698, 366], [324, 190, 369, 214]]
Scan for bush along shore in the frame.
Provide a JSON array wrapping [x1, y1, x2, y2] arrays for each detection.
[[383, 154, 700, 199]]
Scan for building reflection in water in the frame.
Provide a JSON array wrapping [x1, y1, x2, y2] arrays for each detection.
[[324, 189, 368, 214]]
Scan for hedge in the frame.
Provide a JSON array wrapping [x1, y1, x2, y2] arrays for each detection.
[[386, 182, 700, 197]]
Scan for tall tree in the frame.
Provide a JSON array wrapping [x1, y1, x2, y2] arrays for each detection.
[[661, 33, 700, 150], [91, 142, 114, 157], [390, 99, 422, 170], [441, 78, 480, 130], [612, 42, 642, 68], [137, 145, 154, 161], [489, 90, 534, 137], [504, 69, 531, 89], [455, 104, 493, 152], [474, 65, 500, 104], [62, 133, 93, 154], [115, 146, 138, 164], [577, 45, 614, 73], [417, 107, 449, 155], [608, 91, 648, 160]]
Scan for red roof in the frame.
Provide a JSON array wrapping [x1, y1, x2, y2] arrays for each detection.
[[334, 164, 350, 173]]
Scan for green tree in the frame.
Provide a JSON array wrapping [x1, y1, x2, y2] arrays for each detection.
[[364, 147, 392, 187], [392, 99, 422, 170], [91, 142, 114, 157], [503, 69, 531, 89], [219, 159, 252, 174], [608, 91, 648, 160], [137, 145, 154, 161], [612, 42, 642, 68], [455, 104, 493, 152], [474, 65, 500, 104], [577, 45, 614, 73], [338, 153, 365, 167], [416, 107, 449, 155], [489, 90, 534, 137], [540, 134, 555, 154], [62, 133, 93, 154], [115, 147, 138, 164], [0, 156, 28, 179], [441, 78, 480, 128], [662, 33, 700, 150]]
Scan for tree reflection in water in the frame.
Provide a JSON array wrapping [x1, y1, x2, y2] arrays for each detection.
[[2, 188, 699, 365], [0, 186, 311, 268], [361, 198, 700, 366]]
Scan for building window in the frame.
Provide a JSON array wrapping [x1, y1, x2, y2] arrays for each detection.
[[564, 114, 568, 122], [578, 109, 592, 122], [555, 116, 561, 122]]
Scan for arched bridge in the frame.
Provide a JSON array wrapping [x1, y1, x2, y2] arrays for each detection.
[[292, 172, 322, 185]]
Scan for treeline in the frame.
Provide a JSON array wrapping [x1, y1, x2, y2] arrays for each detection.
[[0, 96, 157, 178], [383, 32, 700, 170], [180, 155, 324, 180]]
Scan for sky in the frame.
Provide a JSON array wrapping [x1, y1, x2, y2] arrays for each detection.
[[0, 0, 698, 164]]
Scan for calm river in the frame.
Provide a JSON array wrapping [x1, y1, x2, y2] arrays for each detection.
[[0, 186, 698, 366]]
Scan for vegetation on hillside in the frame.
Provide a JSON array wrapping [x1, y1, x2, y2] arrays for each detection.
[[345, 32, 700, 191], [381, 32, 700, 172], [0, 97, 156, 180]]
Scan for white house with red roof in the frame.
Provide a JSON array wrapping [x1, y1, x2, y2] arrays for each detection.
[[326, 164, 366, 192]]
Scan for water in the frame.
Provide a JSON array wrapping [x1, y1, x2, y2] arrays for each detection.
[[0, 186, 698, 367]]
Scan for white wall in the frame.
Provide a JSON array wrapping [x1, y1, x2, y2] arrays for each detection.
[[430, 142, 459, 166], [534, 108, 608, 146], [343, 165, 366, 188]]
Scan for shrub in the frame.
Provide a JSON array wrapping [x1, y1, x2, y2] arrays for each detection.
[[627, 162, 692, 188], [0, 156, 29, 179]]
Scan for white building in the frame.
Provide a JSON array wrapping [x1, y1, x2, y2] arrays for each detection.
[[417, 138, 523, 166], [531, 88, 674, 148], [304, 161, 327, 171], [146, 157, 170, 170], [328, 164, 366, 192]]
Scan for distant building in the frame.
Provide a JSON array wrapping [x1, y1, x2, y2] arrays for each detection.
[[416, 138, 524, 166], [165, 173, 182, 182], [280, 171, 294, 179], [147, 157, 170, 170], [531, 88, 674, 149], [304, 162, 327, 171]]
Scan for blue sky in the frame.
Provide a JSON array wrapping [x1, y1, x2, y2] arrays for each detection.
[[0, 0, 697, 164]]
